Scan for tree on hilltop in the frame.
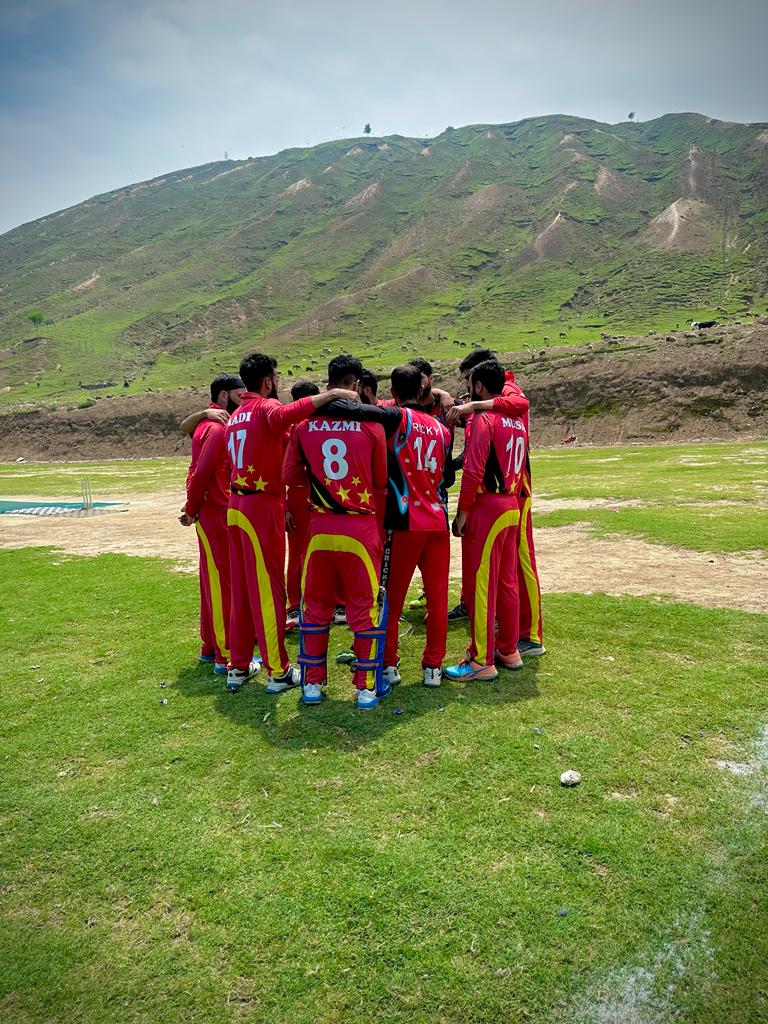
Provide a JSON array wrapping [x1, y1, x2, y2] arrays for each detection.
[[28, 311, 45, 340], [627, 112, 636, 122], [363, 123, 372, 135]]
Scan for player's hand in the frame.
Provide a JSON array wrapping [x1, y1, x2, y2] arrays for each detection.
[[452, 510, 468, 537], [205, 408, 229, 425], [178, 512, 195, 527], [446, 403, 472, 426], [285, 509, 296, 534]]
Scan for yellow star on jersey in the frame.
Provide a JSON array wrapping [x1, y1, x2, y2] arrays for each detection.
[[234, 474, 248, 488], [351, 476, 361, 486], [246, 464, 255, 474], [253, 476, 267, 492], [336, 485, 351, 502], [324, 476, 331, 487], [357, 489, 371, 504]]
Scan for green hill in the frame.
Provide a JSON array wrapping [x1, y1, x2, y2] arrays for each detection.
[[1, 112, 767, 405]]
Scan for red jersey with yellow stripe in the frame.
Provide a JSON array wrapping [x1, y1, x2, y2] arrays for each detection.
[[185, 404, 230, 517], [458, 410, 528, 513], [225, 391, 315, 498], [283, 415, 387, 516]]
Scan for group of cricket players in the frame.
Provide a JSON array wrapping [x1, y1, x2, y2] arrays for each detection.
[[179, 347, 544, 710]]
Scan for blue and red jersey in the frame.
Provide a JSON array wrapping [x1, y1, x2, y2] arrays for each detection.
[[385, 406, 451, 531]]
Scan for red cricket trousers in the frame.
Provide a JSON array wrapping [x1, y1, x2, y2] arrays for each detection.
[[195, 503, 231, 664], [384, 530, 449, 669], [227, 492, 290, 675], [517, 493, 543, 644], [301, 516, 383, 690], [286, 488, 311, 611], [461, 495, 521, 667]]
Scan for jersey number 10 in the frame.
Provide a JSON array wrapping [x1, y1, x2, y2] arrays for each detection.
[[505, 435, 526, 476]]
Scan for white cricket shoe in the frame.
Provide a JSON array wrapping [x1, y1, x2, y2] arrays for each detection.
[[302, 683, 325, 705], [423, 667, 442, 688], [265, 665, 300, 694], [383, 665, 401, 688], [356, 688, 379, 710], [225, 658, 261, 692]]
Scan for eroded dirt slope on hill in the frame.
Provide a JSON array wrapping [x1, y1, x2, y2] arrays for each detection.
[[1, 323, 766, 461]]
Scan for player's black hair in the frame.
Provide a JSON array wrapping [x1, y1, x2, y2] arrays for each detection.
[[470, 358, 505, 396], [210, 374, 244, 403], [290, 380, 320, 400], [459, 347, 496, 374], [328, 354, 363, 387], [358, 369, 378, 395], [390, 363, 422, 402], [408, 357, 433, 377], [239, 352, 277, 391]]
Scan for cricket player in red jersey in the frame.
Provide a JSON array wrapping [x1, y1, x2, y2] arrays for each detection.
[[285, 381, 320, 627], [445, 359, 529, 680], [378, 365, 453, 688], [448, 348, 544, 656], [283, 400, 388, 709], [179, 374, 245, 673], [323, 370, 528, 687], [224, 353, 357, 693]]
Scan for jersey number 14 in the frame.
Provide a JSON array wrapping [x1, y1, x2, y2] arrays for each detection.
[[413, 436, 438, 473]]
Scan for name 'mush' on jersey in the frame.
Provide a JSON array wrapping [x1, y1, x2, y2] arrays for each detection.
[[458, 411, 529, 513], [284, 416, 388, 516], [386, 407, 451, 531]]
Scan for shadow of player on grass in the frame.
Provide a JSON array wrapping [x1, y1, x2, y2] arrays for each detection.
[[172, 612, 542, 752]]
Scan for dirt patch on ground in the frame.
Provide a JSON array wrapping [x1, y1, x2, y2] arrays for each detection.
[[1, 324, 767, 460], [3, 492, 765, 613]]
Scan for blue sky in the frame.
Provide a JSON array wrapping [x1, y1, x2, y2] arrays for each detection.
[[1, 0, 766, 234]]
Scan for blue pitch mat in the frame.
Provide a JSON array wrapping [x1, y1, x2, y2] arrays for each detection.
[[0, 499, 127, 517]]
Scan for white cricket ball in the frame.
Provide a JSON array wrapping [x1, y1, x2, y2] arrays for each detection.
[[560, 770, 582, 787]]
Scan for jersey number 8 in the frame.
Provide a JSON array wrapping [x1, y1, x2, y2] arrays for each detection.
[[321, 438, 349, 481]]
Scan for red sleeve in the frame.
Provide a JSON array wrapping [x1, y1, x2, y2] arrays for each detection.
[[185, 423, 225, 518], [264, 395, 316, 432], [370, 424, 388, 491], [282, 427, 308, 490], [492, 394, 529, 417], [458, 413, 492, 513]]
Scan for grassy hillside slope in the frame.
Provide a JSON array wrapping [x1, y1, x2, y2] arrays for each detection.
[[1, 112, 767, 405]]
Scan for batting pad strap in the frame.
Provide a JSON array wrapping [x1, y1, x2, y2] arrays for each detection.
[[298, 653, 327, 667], [299, 622, 330, 635], [353, 658, 378, 671], [355, 628, 386, 640]]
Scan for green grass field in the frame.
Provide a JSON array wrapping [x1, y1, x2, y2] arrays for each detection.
[[1, 442, 767, 1022], [0, 458, 187, 497]]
